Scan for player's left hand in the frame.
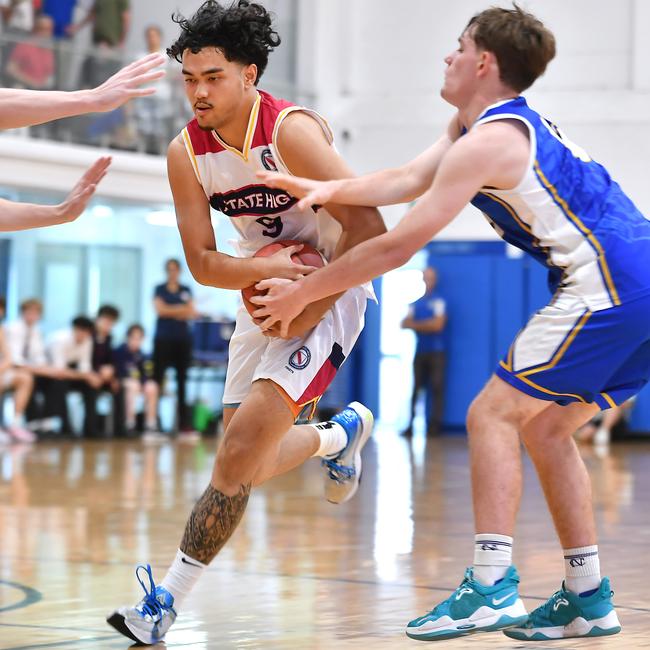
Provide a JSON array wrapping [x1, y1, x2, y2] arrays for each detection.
[[251, 278, 307, 338], [58, 156, 112, 223]]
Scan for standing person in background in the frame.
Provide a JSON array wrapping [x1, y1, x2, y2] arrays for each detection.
[[70, 0, 130, 86], [0, 297, 36, 443], [134, 24, 172, 154], [153, 258, 197, 439], [401, 266, 447, 437], [4, 14, 55, 91], [42, 0, 78, 90]]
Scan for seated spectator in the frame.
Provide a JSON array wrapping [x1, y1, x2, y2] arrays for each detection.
[[47, 316, 102, 437], [4, 15, 55, 90], [114, 323, 163, 441], [0, 296, 35, 443], [7, 297, 62, 435], [93, 304, 119, 387]]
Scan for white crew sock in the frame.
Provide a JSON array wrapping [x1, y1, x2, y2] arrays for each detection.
[[564, 545, 601, 595], [12, 413, 25, 427], [311, 421, 348, 458], [160, 549, 208, 608], [473, 533, 513, 586]]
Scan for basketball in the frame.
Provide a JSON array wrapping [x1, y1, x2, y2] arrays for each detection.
[[241, 240, 325, 317]]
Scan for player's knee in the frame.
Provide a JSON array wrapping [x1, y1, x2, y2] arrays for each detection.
[[466, 393, 524, 434], [215, 435, 255, 487]]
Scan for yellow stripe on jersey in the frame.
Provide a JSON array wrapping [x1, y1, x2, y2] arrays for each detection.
[[516, 374, 587, 403], [534, 161, 621, 307], [601, 392, 617, 408], [182, 128, 201, 184], [212, 92, 261, 161]]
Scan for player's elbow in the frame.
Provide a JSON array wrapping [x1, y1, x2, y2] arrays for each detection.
[[384, 242, 413, 270]]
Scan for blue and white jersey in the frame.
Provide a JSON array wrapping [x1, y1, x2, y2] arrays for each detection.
[[470, 96, 650, 311]]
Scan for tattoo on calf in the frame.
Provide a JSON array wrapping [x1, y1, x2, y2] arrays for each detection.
[[180, 483, 251, 564]]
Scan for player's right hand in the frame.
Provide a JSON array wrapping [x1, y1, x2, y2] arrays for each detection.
[[257, 171, 335, 211], [89, 52, 166, 112], [263, 244, 318, 280]]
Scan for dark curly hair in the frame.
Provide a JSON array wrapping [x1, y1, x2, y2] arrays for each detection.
[[167, 0, 281, 84]]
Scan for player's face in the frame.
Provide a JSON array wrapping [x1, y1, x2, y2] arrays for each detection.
[[182, 48, 256, 131], [441, 31, 482, 107]]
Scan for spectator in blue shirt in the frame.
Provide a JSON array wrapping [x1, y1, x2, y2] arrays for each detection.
[[153, 258, 197, 436], [401, 267, 447, 437], [41, 0, 77, 90]]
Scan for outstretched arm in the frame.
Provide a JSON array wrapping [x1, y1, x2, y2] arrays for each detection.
[[252, 121, 528, 337], [258, 114, 461, 210], [265, 111, 385, 337], [0, 157, 111, 231], [0, 53, 165, 130]]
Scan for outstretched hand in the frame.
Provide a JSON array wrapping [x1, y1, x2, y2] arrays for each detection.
[[251, 278, 308, 338], [90, 52, 166, 113], [58, 156, 112, 223], [257, 171, 334, 211]]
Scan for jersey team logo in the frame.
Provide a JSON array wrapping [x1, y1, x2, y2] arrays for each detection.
[[289, 346, 311, 370], [260, 148, 277, 171]]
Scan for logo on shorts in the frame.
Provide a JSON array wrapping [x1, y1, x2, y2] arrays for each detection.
[[261, 148, 278, 171], [289, 346, 311, 370]]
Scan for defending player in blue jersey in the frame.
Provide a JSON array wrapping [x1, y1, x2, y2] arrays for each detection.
[[253, 4, 648, 642]]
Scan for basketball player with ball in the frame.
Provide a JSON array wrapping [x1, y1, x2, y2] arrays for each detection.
[[107, 1, 385, 644]]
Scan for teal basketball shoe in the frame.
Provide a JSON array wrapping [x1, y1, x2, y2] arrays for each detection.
[[504, 577, 621, 641], [406, 566, 528, 641]]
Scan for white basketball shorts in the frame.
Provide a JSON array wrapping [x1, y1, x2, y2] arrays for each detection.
[[222, 286, 367, 410]]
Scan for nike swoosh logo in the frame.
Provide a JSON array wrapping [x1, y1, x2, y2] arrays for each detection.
[[181, 557, 202, 568], [492, 591, 517, 606]]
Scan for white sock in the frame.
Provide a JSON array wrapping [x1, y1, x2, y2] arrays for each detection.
[[160, 549, 208, 608], [311, 421, 348, 458], [473, 533, 513, 586], [564, 545, 601, 595], [12, 413, 25, 427]]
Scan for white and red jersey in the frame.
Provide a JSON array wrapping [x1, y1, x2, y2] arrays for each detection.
[[180, 89, 342, 260]]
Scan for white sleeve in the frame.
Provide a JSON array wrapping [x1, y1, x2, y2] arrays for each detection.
[[78, 339, 92, 373], [433, 298, 446, 317], [48, 333, 68, 369], [5, 323, 23, 364]]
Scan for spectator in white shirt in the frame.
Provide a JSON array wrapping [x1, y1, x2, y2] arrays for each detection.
[[0, 296, 35, 443], [7, 298, 64, 435], [47, 315, 102, 437]]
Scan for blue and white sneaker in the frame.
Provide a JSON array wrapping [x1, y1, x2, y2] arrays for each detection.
[[504, 577, 621, 641], [322, 402, 373, 504], [406, 566, 528, 641], [107, 564, 177, 645]]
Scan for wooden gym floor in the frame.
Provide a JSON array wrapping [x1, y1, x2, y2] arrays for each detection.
[[0, 429, 648, 649]]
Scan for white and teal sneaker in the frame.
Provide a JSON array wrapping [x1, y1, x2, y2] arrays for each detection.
[[107, 564, 177, 645], [322, 402, 374, 504], [503, 577, 621, 641], [406, 566, 528, 641]]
